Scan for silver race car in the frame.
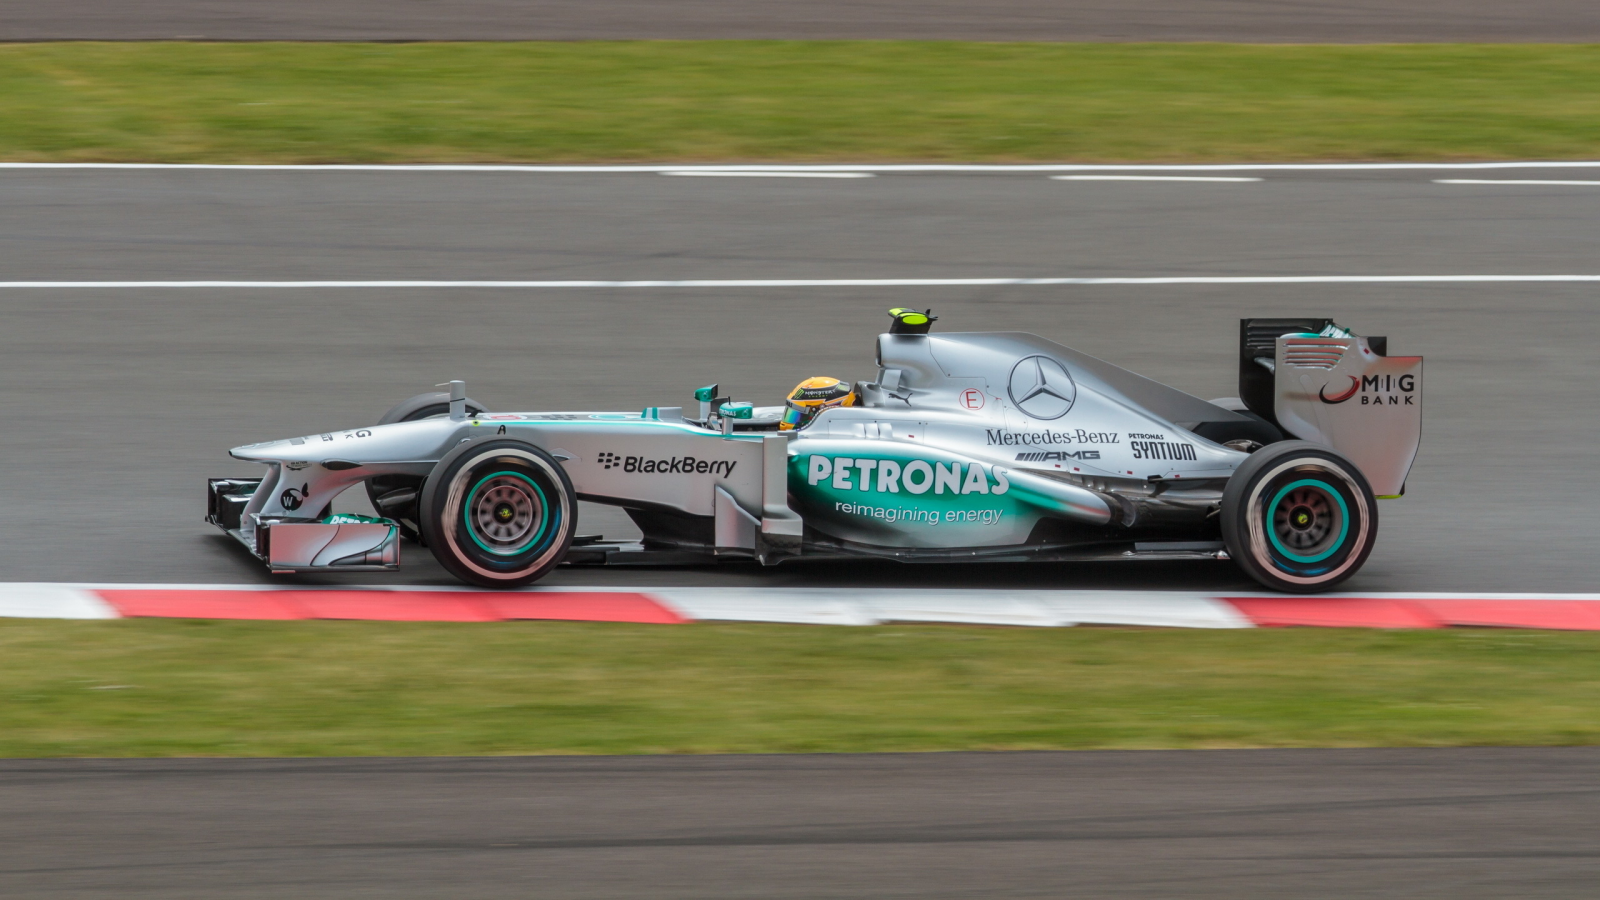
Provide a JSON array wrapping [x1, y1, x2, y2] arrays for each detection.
[[208, 312, 1422, 592]]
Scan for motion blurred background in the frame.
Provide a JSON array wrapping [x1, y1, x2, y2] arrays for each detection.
[[2, 3, 1599, 898]]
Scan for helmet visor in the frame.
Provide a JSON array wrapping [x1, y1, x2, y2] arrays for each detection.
[[781, 401, 810, 429]]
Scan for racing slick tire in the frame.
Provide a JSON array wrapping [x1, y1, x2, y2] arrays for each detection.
[[1221, 441, 1378, 593], [418, 439, 576, 588], [367, 391, 489, 540]]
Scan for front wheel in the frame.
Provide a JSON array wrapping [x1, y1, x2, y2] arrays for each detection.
[[418, 440, 576, 588], [1221, 441, 1378, 593]]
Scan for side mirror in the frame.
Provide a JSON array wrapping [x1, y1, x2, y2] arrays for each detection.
[[694, 384, 719, 421]]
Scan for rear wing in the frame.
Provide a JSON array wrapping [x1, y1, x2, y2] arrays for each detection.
[[1238, 318, 1422, 497]]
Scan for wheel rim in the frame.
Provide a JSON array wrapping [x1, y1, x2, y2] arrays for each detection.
[[464, 471, 549, 555], [436, 446, 573, 583], [1266, 479, 1348, 563], [1242, 457, 1370, 586]]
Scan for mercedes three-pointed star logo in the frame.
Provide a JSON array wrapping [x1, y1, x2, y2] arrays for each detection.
[[1007, 355, 1077, 420]]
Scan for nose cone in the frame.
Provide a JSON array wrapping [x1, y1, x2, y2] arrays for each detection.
[[229, 437, 310, 462], [228, 418, 465, 464]]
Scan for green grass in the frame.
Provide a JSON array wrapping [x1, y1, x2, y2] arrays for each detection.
[[4, 619, 1599, 757], [2, 42, 1600, 162]]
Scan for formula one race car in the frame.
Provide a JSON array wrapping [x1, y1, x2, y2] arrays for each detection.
[[207, 312, 1422, 592]]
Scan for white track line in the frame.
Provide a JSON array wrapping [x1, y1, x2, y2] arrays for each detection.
[[662, 171, 873, 178], [1052, 175, 1261, 183], [0, 584, 118, 619], [653, 588, 1253, 628], [2, 275, 1598, 289], [3, 162, 1600, 173], [1436, 179, 1600, 186]]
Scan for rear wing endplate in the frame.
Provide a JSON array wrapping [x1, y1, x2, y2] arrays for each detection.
[[1239, 318, 1422, 497]]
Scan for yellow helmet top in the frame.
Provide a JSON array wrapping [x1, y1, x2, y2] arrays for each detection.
[[780, 376, 856, 430]]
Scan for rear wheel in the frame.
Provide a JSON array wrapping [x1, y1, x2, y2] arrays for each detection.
[[418, 439, 576, 588], [366, 391, 489, 540], [1221, 441, 1377, 593]]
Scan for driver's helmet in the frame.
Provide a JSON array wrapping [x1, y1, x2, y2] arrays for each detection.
[[780, 376, 856, 430]]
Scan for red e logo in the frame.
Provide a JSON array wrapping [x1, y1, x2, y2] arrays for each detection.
[[960, 389, 985, 410]]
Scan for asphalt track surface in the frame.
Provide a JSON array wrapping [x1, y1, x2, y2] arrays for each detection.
[[6, 0, 1600, 42], [1, 167, 1597, 590], [1, 749, 1596, 898]]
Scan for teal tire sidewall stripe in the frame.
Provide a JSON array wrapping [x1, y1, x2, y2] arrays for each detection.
[[1265, 477, 1351, 567], [462, 468, 556, 559]]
